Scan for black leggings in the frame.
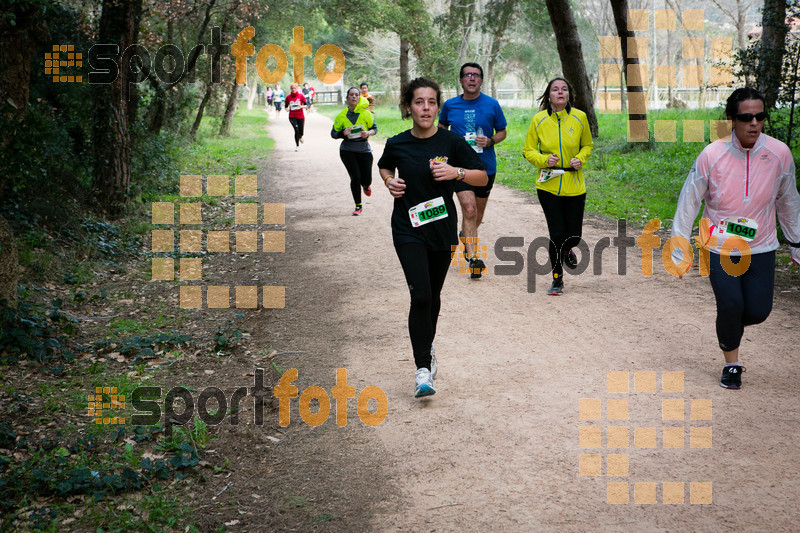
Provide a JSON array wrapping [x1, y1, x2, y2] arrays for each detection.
[[536, 190, 586, 278], [339, 151, 373, 205], [395, 243, 452, 370], [709, 251, 775, 351], [289, 117, 305, 146]]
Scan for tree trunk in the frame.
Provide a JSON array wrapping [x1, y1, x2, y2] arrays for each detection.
[[219, 83, 240, 136], [545, 0, 599, 137], [484, 0, 516, 101], [786, 41, 800, 146], [190, 11, 236, 139], [610, 0, 647, 130], [190, 84, 213, 140], [0, 6, 49, 308], [457, 1, 476, 68], [148, 77, 167, 133], [398, 37, 411, 115], [399, 38, 411, 87], [0, 7, 48, 120], [246, 80, 257, 110], [0, 216, 18, 307], [736, 0, 748, 51], [92, 0, 143, 216], [759, 0, 789, 109]]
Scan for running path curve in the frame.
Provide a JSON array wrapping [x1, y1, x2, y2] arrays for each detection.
[[259, 109, 800, 531]]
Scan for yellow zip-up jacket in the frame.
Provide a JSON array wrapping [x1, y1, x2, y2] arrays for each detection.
[[522, 107, 593, 196], [333, 96, 374, 133]]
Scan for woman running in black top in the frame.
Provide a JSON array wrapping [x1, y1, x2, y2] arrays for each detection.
[[378, 77, 487, 398]]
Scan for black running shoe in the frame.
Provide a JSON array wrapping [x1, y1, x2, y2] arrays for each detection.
[[547, 278, 564, 296], [469, 258, 485, 279], [564, 249, 578, 270], [720, 365, 745, 389]]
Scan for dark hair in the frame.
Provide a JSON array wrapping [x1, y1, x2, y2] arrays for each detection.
[[725, 87, 766, 119], [538, 77, 574, 114], [360, 82, 368, 88], [346, 86, 360, 97], [400, 77, 441, 119], [459, 62, 483, 79]]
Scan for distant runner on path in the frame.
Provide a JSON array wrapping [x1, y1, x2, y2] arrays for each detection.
[[671, 87, 800, 390], [378, 77, 487, 398], [331, 88, 377, 216], [438, 62, 507, 279], [285, 83, 307, 152], [273, 85, 284, 118]]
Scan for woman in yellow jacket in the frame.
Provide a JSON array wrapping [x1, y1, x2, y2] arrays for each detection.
[[331, 88, 377, 215], [523, 77, 593, 295]]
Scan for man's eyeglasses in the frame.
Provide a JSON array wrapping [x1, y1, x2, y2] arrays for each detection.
[[735, 112, 767, 122], [462, 73, 482, 79]]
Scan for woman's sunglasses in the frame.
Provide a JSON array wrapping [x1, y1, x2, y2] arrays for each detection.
[[735, 112, 767, 122]]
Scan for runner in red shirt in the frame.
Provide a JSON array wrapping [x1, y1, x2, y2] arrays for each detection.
[[285, 83, 307, 151]]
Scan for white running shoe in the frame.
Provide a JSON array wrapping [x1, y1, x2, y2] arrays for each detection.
[[294, 146, 299, 152], [414, 368, 436, 398], [430, 344, 437, 380]]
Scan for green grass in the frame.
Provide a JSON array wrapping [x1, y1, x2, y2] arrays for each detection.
[[107, 318, 150, 336], [176, 107, 275, 181]]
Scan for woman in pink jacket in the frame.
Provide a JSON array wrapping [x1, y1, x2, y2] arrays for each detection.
[[672, 88, 800, 389]]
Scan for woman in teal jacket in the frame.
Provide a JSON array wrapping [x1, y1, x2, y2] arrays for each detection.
[[331, 87, 378, 215], [523, 77, 593, 295]]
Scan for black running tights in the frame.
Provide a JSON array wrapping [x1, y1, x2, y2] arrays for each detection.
[[339, 150, 373, 206], [709, 251, 775, 351], [536, 189, 586, 279], [289, 117, 305, 146], [395, 243, 451, 370]]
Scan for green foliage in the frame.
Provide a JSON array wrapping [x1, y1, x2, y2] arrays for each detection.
[[93, 331, 191, 360], [0, 101, 91, 225], [180, 109, 273, 175], [0, 300, 75, 365], [129, 126, 184, 206], [213, 321, 243, 353], [107, 319, 150, 337], [733, 4, 800, 149], [0, 425, 196, 530], [157, 417, 217, 452]]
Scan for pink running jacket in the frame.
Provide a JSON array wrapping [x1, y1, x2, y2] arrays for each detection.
[[672, 131, 800, 261]]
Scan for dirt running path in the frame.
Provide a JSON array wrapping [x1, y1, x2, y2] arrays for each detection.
[[257, 110, 800, 531]]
